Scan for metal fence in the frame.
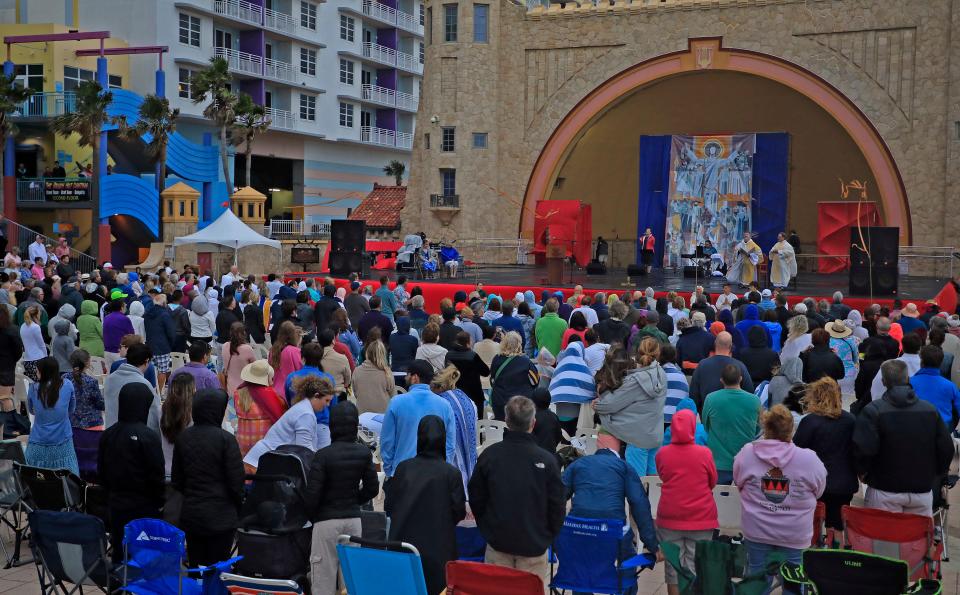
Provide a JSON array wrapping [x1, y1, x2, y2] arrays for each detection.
[[450, 237, 533, 265], [265, 219, 331, 239], [4, 218, 97, 274]]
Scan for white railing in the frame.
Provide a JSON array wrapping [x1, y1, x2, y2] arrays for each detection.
[[396, 131, 413, 149], [396, 10, 421, 34], [266, 219, 331, 238], [213, 0, 262, 25], [265, 107, 295, 130], [361, 83, 396, 107], [15, 92, 76, 118], [215, 47, 263, 77], [361, 0, 423, 35], [396, 49, 419, 73], [264, 56, 298, 83], [395, 90, 418, 111], [264, 6, 298, 34], [362, 42, 397, 67], [360, 126, 414, 149]]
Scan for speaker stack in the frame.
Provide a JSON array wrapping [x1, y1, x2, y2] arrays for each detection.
[[848, 227, 899, 297], [586, 261, 607, 275], [329, 220, 367, 277]]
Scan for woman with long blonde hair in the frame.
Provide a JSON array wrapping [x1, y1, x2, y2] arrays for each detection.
[[780, 315, 812, 361], [430, 365, 477, 491], [269, 321, 302, 394], [20, 305, 47, 381], [352, 339, 395, 414], [793, 377, 856, 532]]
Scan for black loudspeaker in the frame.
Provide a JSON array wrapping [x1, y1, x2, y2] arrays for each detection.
[[586, 261, 607, 275], [849, 227, 899, 296], [683, 265, 699, 278], [329, 251, 365, 277], [627, 264, 646, 277], [330, 220, 366, 254]]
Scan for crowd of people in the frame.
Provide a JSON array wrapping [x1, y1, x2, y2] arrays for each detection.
[[3, 252, 958, 594]]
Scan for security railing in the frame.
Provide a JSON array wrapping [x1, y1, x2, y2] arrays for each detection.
[[214, 47, 263, 77], [15, 92, 75, 118], [4, 217, 97, 274]]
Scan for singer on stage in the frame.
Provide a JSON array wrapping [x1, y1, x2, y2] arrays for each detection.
[[640, 228, 655, 273]]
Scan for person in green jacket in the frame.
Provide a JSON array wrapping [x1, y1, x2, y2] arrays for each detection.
[[702, 363, 761, 485], [534, 298, 568, 358], [632, 310, 669, 348], [77, 300, 104, 357]]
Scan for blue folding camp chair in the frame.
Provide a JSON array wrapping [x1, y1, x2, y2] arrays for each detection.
[[220, 572, 304, 595], [122, 518, 240, 595], [29, 510, 112, 594], [549, 516, 655, 595], [455, 524, 487, 562], [336, 534, 428, 595]]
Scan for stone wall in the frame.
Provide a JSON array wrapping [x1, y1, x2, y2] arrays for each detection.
[[405, 0, 960, 260]]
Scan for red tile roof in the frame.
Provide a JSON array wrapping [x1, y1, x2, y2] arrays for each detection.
[[349, 184, 406, 230]]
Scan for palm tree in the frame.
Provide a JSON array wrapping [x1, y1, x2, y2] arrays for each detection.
[[230, 93, 270, 188], [51, 80, 115, 260], [0, 74, 34, 211], [123, 94, 179, 194], [191, 56, 237, 194], [383, 160, 405, 186]]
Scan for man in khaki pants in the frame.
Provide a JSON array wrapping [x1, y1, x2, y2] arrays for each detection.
[[468, 396, 566, 589]]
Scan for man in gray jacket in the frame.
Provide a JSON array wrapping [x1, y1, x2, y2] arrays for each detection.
[[103, 343, 161, 431]]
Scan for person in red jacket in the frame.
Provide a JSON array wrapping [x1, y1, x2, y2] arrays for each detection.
[[640, 228, 656, 273], [654, 408, 718, 595]]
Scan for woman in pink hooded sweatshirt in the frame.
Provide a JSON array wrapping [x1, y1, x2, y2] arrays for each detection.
[[733, 405, 826, 593], [654, 408, 717, 595]]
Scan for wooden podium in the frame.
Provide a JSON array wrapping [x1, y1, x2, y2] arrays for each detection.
[[546, 243, 566, 285]]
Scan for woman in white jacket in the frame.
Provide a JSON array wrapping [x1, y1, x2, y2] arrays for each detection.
[[127, 301, 146, 339], [188, 295, 217, 345]]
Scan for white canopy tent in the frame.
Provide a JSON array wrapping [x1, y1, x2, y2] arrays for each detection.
[[173, 208, 282, 268]]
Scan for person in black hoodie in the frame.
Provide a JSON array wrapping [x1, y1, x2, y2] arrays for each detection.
[[215, 294, 243, 343], [444, 331, 490, 418], [313, 284, 341, 337], [241, 289, 266, 346], [852, 342, 886, 415], [595, 301, 631, 348], [468, 395, 565, 585], [98, 383, 165, 560], [385, 415, 466, 595], [171, 388, 245, 566], [304, 401, 379, 595], [738, 325, 780, 384], [530, 386, 563, 455], [800, 328, 845, 383]]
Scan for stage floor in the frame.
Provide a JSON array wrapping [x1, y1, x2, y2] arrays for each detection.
[[363, 264, 946, 302]]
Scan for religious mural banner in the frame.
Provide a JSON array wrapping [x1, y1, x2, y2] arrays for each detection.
[[665, 134, 756, 267]]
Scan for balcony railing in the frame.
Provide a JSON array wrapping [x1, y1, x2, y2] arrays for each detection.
[[15, 92, 76, 118], [361, 84, 395, 107], [214, 47, 263, 77], [213, 0, 262, 25], [361, 0, 423, 35], [396, 90, 418, 111], [264, 6, 298, 33], [264, 56, 298, 83], [396, 50, 419, 73], [430, 194, 460, 208], [266, 219, 331, 238], [16, 177, 90, 203], [265, 107, 295, 130], [360, 42, 421, 74], [396, 131, 413, 149]]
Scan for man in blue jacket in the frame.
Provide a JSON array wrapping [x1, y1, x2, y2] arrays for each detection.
[[911, 345, 960, 429], [562, 431, 658, 595]]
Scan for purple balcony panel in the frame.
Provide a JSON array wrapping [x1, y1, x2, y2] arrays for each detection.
[[376, 68, 397, 90], [239, 29, 264, 56], [240, 79, 265, 104], [376, 108, 397, 131], [377, 28, 398, 50]]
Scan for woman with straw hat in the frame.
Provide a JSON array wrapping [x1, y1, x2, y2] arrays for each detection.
[[234, 360, 286, 457], [827, 319, 860, 395]]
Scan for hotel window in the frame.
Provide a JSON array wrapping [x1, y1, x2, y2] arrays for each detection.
[[178, 69, 195, 98], [299, 94, 316, 121], [424, 133, 430, 150], [441, 127, 455, 152], [443, 4, 458, 42], [472, 132, 487, 148], [440, 168, 456, 196], [178, 13, 201, 47], [340, 15, 355, 42], [62, 66, 94, 92], [426, 7, 432, 44], [14, 64, 43, 92], [473, 4, 488, 43], [419, 42, 425, 64], [300, 48, 317, 76], [300, 1, 317, 30], [108, 74, 122, 89], [419, 3, 425, 25], [339, 59, 354, 85], [339, 102, 354, 127]]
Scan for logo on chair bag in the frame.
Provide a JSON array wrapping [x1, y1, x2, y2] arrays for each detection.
[[760, 467, 790, 504]]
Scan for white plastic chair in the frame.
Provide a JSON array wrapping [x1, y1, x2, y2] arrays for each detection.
[[88, 356, 109, 378], [570, 427, 599, 455], [714, 484, 742, 533], [477, 420, 506, 450], [12, 375, 27, 410], [169, 352, 188, 374], [641, 476, 663, 519]]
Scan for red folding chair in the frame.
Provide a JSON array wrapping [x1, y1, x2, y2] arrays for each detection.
[[841, 505, 941, 580], [446, 560, 544, 595], [811, 501, 826, 547]]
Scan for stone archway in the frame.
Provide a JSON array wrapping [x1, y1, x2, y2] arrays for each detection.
[[520, 38, 911, 244]]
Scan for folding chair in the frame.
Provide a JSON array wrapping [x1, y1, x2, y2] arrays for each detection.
[[779, 548, 942, 595], [220, 572, 303, 595], [842, 505, 941, 581], [549, 516, 654, 595], [933, 474, 957, 561], [87, 356, 109, 379], [360, 509, 389, 541], [640, 476, 662, 520], [446, 560, 544, 594], [812, 501, 826, 547], [169, 353, 188, 374], [29, 510, 112, 594], [477, 420, 506, 451], [122, 517, 240, 595], [570, 427, 599, 456], [0, 441, 29, 568], [72, 428, 101, 484], [336, 534, 428, 595], [455, 522, 486, 562], [713, 484, 742, 534], [15, 463, 84, 512]]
